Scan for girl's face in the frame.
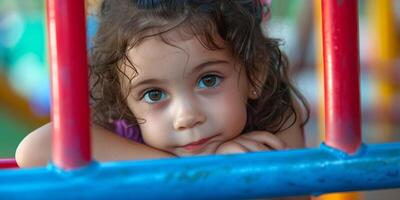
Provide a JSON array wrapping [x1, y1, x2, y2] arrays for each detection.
[[120, 30, 255, 156]]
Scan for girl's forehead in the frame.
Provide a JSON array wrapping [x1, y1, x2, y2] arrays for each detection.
[[126, 30, 233, 74], [131, 25, 225, 52]]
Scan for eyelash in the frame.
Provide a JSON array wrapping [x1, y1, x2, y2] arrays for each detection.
[[141, 88, 167, 104], [197, 74, 223, 89]]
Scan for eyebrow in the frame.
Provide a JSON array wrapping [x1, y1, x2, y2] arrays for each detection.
[[129, 59, 229, 91], [192, 60, 230, 73], [129, 78, 164, 92]]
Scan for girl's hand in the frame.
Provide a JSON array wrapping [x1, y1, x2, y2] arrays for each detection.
[[215, 131, 287, 154]]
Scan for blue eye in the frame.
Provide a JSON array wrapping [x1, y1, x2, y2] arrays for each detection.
[[143, 89, 167, 104], [198, 75, 222, 89]]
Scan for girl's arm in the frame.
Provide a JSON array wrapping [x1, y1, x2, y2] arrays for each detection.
[[15, 123, 174, 168]]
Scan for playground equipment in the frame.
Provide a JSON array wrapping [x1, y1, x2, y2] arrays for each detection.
[[0, 158, 18, 169], [0, 0, 399, 199], [313, 1, 360, 200]]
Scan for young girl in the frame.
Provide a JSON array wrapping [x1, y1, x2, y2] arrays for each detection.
[[16, 0, 308, 167]]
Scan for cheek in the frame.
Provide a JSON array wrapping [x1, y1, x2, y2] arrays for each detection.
[[208, 89, 248, 136], [136, 112, 172, 149], [126, 97, 166, 144], [225, 97, 247, 133]]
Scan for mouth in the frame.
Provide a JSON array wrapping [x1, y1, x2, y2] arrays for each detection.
[[181, 135, 217, 152]]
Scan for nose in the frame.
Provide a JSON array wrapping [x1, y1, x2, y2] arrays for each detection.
[[173, 98, 206, 131]]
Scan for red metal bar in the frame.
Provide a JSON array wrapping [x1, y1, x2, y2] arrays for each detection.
[[321, 0, 361, 154], [0, 158, 19, 169], [47, 0, 91, 169]]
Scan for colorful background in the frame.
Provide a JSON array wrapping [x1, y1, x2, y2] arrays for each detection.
[[0, 0, 399, 199]]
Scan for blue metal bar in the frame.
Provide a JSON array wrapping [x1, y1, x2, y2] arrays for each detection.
[[1, 143, 399, 199]]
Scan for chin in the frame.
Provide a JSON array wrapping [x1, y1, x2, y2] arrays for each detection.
[[176, 144, 219, 157]]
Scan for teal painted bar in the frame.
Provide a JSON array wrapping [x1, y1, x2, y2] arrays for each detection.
[[0, 143, 399, 199]]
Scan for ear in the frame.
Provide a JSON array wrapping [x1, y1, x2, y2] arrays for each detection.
[[247, 71, 266, 100]]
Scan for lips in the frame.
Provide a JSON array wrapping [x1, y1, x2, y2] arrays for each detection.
[[181, 135, 216, 151]]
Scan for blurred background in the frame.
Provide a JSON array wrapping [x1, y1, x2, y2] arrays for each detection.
[[0, 0, 399, 199], [0, 0, 49, 158]]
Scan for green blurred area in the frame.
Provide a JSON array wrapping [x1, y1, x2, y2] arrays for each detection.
[[0, 107, 32, 157], [0, 0, 48, 158]]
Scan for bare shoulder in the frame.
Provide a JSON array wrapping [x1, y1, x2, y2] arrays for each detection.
[[275, 98, 307, 149], [16, 123, 173, 168], [15, 123, 52, 167]]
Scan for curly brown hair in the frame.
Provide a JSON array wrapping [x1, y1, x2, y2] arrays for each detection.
[[90, 0, 309, 134]]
